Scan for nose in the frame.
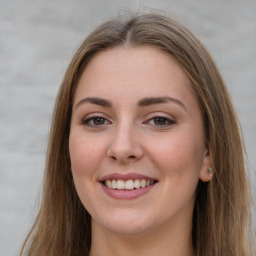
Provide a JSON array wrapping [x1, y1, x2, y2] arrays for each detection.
[[107, 123, 144, 164]]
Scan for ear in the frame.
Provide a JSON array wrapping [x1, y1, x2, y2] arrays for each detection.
[[199, 147, 213, 182]]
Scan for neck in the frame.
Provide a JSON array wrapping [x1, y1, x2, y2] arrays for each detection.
[[89, 218, 195, 256]]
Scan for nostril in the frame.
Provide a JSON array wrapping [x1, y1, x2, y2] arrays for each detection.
[[128, 155, 136, 159]]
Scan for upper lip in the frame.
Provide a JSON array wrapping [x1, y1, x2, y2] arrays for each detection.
[[99, 172, 157, 182]]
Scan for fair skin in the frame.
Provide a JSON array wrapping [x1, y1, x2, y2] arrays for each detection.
[[69, 46, 212, 256]]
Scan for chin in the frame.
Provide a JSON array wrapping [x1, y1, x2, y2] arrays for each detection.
[[105, 222, 151, 236], [93, 210, 155, 236]]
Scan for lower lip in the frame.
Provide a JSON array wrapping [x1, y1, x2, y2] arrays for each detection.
[[100, 183, 156, 199]]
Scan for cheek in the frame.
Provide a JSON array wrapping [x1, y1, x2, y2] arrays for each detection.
[[69, 133, 104, 212], [142, 132, 204, 221], [69, 132, 106, 177], [147, 131, 204, 180]]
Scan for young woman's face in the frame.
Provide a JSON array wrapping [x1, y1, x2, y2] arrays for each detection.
[[69, 46, 211, 236]]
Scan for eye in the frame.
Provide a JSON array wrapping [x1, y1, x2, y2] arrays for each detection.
[[81, 115, 111, 127], [145, 116, 176, 127]]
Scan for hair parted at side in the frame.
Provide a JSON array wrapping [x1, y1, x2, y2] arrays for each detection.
[[20, 12, 255, 256]]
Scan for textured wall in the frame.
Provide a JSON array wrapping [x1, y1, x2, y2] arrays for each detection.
[[0, 1, 255, 255]]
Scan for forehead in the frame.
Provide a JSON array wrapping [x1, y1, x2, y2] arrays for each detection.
[[81, 46, 188, 80], [74, 46, 195, 106]]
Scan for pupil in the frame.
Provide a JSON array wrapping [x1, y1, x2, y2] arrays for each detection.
[[155, 117, 166, 125], [94, 117, 104, 125]]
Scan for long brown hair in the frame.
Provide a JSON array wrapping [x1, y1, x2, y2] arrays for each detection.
[[20, 13, 255, 256]]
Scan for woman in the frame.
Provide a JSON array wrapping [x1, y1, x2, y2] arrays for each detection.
[[20, 13, 255, 256]]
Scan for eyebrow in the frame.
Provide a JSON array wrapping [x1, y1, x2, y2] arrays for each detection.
[[75, 96, 187, 111], [75, 97, 112, 109], [138, 96, 187, 111]]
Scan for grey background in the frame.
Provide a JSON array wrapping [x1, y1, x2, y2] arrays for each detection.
[[0, 0, 255, 255]]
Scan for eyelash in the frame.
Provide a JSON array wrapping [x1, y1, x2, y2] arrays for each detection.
[[144, 116, 176, 127], [81, 114, 111, 127], [80, 114, 176, 128]]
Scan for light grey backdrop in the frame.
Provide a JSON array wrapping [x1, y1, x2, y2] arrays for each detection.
[[1, 1, 255, 255]]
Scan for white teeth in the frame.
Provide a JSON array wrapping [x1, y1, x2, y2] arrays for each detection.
[[106, 180, 112, 188], [134, 179, 140, 188], [141, 179, 146, 188], [112, 180, 117, 189], [125, 179, 134, 190], [104, 179, 155, 190], [117, 180, 125, 189]]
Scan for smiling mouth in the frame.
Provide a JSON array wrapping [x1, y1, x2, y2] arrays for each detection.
[[102, 179, 158, 190]]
